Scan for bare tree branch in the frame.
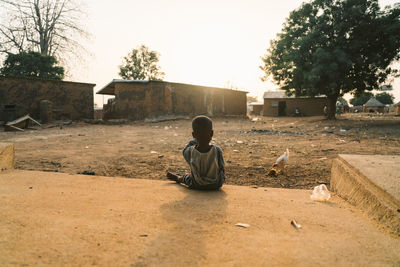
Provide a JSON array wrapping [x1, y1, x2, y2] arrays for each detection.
[[0, 0, 89, 66]]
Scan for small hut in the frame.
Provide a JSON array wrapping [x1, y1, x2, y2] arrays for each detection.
[[363, 98, 385, 113], [263, 91, 328, 116], [248, 102, 264, 115], [394, 102, 400, 115]]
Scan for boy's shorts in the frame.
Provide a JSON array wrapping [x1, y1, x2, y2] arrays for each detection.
[[182, 174, 223, 191]]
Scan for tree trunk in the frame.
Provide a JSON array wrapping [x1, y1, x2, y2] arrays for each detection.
[[327, 96, 337, 119]]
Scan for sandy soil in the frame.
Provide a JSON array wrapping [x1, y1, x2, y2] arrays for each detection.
[[0, 113, 399, 189], [1, 171, 399, 266]]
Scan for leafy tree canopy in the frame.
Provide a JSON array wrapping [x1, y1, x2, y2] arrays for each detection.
[[337, 97, 349, 106], [0, 51, 64, 80], [350, 91, 394, 105], [260, 0, 400, 119], [119, 45, 165, 81], [375, 92, 394, 104], [349, 92, 374, 106]]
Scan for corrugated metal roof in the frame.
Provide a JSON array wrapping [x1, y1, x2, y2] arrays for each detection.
[[97, 79, 150, 95], [97, 80, 248, 95], [364, 97, 385, 107], [263, 91, 286, 99]]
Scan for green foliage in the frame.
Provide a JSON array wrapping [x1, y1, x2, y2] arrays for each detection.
[[349, 92, 373, 106], [119, 45, 165, 81], [260, 0, 400, 118], [0, 51, 64, 80], [375, 92, 394, 104], [350, 91, 394, 105], [337, 97, 349, 106]]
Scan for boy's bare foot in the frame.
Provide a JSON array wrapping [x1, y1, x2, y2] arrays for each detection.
[[166, 172, 181, 183]]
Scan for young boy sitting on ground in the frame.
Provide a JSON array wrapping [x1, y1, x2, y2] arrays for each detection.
[[167, 115, 225, 190]]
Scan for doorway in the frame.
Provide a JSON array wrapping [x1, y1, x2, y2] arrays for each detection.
[[278, 101, 286, 116]]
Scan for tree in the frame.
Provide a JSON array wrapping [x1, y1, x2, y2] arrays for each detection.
[[260, 0, 400, 119], [0, 0, 88, 61], [0, 51, 64, 80], [349, 92, 373, 106], [119, 45, 165, 81], [247, 96, 259, 103], [337, 97, 348, 106], [375, 92, 394, 104]]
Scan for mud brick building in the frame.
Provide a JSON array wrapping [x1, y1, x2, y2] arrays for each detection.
[[263, 91, 328, 116], [97, 80, 247, 120], [248, 102, 264, 115], [0, 76, 95, 122], [395, 102, 400, 115]]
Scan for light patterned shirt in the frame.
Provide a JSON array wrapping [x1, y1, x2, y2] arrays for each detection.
[[183, 139, 225, 186]]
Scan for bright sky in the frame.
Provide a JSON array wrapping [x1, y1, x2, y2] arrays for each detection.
[[71, 0, 400, 106]]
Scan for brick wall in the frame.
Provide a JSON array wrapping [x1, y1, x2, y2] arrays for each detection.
[[0, 76, 94, 121], [109, 81, 247, 120]]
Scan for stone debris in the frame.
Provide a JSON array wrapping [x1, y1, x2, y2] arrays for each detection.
[[4, 114, 41, 132]]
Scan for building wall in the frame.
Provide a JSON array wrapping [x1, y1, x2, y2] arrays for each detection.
[[222, 89, 247, 115], [263, 97, 328, 116], [250, 105, 263, 115], [395, 106, 400, 115], [113, 82, 149, 120], [0, 76, 94, 121], [362, 106, 385, 113], [110, 81, 247, 120]]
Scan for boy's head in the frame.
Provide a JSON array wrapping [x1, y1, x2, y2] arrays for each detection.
[[192, 115, 213, 145]]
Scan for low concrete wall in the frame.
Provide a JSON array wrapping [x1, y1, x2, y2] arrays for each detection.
[[0, 76, 95, 121], [0, 143, 14, 171], [331, 155, 400, 236], [264, 97, 328, 116]]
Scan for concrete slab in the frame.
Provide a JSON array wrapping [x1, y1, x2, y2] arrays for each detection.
[[0, 143, 14, 171], [340, 154, 400, 201], [1, 170, 399, 266], [331, 154, 400, 236]]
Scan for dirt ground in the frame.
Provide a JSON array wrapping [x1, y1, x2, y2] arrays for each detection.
[[1, 113, 399, 189]]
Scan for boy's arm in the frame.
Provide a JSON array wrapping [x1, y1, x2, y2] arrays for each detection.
[[182, 138, 197, 164], [216, 146, 225, 178]]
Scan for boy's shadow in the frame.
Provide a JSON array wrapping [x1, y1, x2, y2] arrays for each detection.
[[134, 184, 228, 266]]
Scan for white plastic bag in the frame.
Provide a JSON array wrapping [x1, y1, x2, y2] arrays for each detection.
[[310, 184, 331, 201]]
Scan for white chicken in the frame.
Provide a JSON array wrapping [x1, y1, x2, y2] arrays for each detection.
[[268, 148, 289, 176]]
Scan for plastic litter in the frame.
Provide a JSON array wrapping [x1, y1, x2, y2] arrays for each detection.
[[291, 220, 302, 229], [235, 223, 250, 228], [310, 184, 331, 201]]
